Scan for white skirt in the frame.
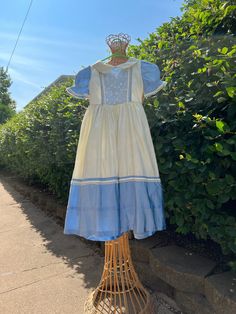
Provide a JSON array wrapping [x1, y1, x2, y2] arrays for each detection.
[[63, 100, 166, 241]]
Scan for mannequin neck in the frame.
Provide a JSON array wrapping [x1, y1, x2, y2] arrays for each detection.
[[107, 50, 129, 66]]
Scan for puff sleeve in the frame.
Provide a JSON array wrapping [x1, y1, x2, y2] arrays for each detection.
[[66, 65, 91, 99], [141, 60, 167, 98]]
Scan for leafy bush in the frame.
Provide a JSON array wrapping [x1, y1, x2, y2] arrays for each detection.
[[0, 79, 89, 200]]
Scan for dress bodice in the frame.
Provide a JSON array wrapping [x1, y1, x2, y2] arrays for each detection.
[[66, 57, 167, 105]]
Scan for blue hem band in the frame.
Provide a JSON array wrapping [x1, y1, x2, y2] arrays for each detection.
[[64, 178, 166, 241]]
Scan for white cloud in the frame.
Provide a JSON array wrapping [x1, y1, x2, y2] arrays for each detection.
[[0, 51, 45, 70], [0, 30, 96, 50], [8, 68, 43, 89]]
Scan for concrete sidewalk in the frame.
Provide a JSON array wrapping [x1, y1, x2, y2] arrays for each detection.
[[0, 176, 103, 314]]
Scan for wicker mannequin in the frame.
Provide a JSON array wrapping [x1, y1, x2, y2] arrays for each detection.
[[84, 34, 158, 314]]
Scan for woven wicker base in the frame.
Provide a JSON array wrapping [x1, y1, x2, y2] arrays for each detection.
[[84, 232, 158, 314]]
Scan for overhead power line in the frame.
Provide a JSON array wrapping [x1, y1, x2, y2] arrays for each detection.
[[6, 0, 34, 71]]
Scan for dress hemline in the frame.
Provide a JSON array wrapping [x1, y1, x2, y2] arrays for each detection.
[[63, 226, 166, 242]]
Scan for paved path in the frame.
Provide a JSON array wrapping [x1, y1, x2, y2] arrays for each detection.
[[0, 176, 103, 313], [0, 175, 182, 314]]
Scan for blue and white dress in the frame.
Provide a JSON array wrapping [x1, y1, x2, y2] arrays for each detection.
[[63, 57, 167, 241]]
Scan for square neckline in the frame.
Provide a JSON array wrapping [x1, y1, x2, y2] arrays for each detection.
[[92, 57, 139, 73], [103, 58, 130, 67]]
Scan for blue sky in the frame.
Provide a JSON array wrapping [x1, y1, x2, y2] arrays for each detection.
[[1, 0, 184, 112]]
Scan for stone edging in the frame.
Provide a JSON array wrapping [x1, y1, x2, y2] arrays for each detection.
[[129, 235, 236, 314]]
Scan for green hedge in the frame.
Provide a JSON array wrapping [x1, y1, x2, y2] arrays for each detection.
[[0, 0, 235, 269], [0, 79, 89, 200]]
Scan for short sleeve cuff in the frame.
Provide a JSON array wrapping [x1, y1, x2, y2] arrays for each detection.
[[141, 60, 167, 98], [66, 66, 91, 99], [66, 86, 89, 99], [144, 80, 167, 98]]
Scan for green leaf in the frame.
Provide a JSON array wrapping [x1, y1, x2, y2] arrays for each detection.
[[186, 153, 191, 160], [217, 97, 226, 103], [153, 99, 159, 108], [206, 82, 214, 87], [226, 87, 236, 98], [178, 101, 185, 109], [218, 194, 230, 203], [158, 41, 164, 49], [227, 48, 236, 57], [185, 98, 193, 102], [223, 5, 236, 17], [214, 142, 223, 152], [206, 199, 214, 209], [215, 120, 225, 132], [213, 91, 223, 98], [221, 47, 228, 54], [206, 181, 221, 195]]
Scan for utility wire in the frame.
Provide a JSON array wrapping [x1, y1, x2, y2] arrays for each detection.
[[6, 0, 34, 71]]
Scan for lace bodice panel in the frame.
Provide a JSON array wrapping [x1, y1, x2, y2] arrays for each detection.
[[99, 67, 132, 105]]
